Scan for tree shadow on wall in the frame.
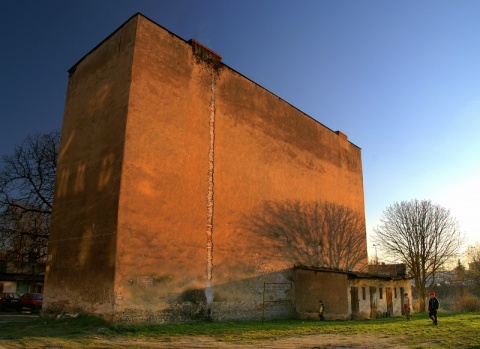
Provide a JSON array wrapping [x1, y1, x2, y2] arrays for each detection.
[[241, 200, 367, 271]]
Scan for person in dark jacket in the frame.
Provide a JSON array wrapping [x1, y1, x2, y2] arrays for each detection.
[[428, 292, 439, 325]]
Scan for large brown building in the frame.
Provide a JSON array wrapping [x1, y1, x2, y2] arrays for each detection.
[[43, 13, 367, 323]]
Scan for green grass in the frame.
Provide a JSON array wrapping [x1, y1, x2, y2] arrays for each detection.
[[1, 312, 479, 348]]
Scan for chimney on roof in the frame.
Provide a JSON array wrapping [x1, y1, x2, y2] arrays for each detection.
[[336, 131, 348, 140], [189, 39, 222, 65]]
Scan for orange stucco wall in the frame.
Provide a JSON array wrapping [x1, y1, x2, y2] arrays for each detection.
[[113, 17, 214, 320], [44, 14, 367, 323], [214, 60, 366, 281], [43, 16, 137, 316]]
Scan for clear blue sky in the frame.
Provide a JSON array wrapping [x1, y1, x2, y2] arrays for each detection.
[[1, 1, 479, 255]]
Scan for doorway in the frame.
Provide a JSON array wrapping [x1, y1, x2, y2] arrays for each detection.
[[350, 286, 359, 319], [386, 287, 393, 316], [369, 286, 377, 318]]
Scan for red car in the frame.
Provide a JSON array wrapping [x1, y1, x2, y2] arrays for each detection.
[[0, 292, 21, 311], [20, 293, 43, 312]]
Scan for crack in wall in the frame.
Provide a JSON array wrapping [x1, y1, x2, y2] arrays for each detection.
[[205, 66, 217, 310], [189, 38, 222, 314]]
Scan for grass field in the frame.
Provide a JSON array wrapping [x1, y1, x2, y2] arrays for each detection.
[[0, 312, 479, 348]]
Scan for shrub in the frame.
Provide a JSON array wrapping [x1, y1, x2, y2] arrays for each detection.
[[454, 295, 480, 312]]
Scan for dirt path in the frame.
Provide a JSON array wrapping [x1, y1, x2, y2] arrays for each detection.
[[80, 333, 412, 349]]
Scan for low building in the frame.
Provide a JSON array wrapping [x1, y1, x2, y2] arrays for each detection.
[[295, 266, 412, 320], [0, 257, 44, 294]]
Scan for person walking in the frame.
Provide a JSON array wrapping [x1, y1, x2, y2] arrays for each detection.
[[428, 292, 439, 325], [403, 293, 411, 320], [318, 300, 325, 321]]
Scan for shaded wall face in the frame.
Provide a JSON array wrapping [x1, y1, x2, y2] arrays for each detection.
[[43, 18, 138, 315]]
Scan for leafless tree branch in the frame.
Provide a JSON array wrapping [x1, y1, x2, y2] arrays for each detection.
[[0, 131, 58, 274]]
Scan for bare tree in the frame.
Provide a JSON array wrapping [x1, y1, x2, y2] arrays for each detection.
[[0, 131, 59, 274], [373, 199, 464, 312], [246, 200, 367, 270]]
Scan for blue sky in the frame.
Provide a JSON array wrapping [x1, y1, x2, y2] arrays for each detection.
[[1, 1, 479, 255]]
